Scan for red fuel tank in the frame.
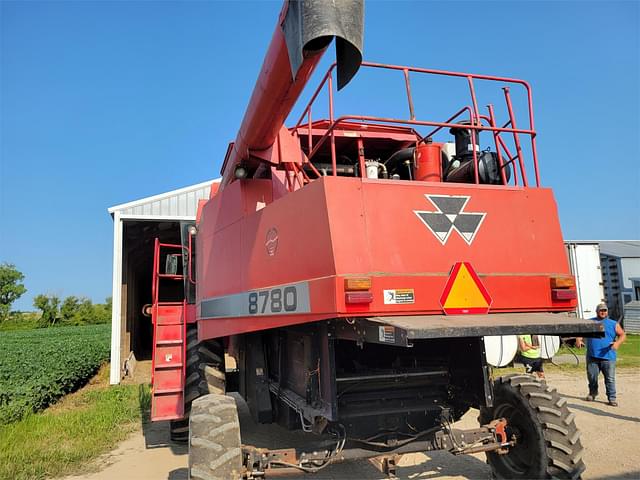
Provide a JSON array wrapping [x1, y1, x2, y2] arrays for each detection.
[[415, 141, 442, 182]]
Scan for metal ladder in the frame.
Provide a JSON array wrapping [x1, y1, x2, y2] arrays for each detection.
[[150, 238, 187, 421]]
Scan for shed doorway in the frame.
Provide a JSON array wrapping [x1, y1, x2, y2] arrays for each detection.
[[121, 220, 182, 363]]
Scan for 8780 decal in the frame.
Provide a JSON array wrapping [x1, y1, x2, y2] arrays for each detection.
[[248, 286, 298, 314]]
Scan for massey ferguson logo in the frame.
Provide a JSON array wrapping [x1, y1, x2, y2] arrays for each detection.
[[414, 195, 486, 245], [265, 228, 279, 256]]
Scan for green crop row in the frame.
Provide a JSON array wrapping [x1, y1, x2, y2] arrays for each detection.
[[0, 324, 110, 424]]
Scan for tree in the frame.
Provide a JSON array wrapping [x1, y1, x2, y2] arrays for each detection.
[[33, 294, 61, 327], [0, 263, 27, 321], [60, 296, 80, 324], [74, 298, 95, 324], [91, 297, 112, 324]]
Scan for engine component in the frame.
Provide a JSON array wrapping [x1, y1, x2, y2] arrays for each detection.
[[445, 150, 509, 185], [415, 139, 442, 182], [445, 123, 510, 185], [365, 161, 380, 179], [450, 122, 479, 158]]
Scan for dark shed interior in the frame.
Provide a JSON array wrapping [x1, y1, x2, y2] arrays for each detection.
[[121, 220, 182, 362]]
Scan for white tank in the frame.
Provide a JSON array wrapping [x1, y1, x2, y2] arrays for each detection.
[[483, 335, 518, 367], [538, 335, 561, 359]]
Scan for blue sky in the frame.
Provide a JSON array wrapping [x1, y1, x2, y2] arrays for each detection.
[[1, 0, 638, 311]]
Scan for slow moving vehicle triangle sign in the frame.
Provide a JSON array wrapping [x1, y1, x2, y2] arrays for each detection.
[[440, 262, 492, 314]]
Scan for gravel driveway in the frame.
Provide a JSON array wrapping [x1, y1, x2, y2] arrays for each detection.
[[66, 370, 640, 480]]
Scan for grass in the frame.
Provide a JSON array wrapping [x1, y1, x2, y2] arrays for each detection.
[[0, 366, 151, 480], [492, 334, 640, 376], [556, 333, 640, 368], [0, 313, 39, 331]]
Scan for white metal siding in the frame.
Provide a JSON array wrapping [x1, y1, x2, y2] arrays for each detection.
[[109, 181, 216, 219], [620, 258, 640, 290], [566, 243, 605, 319], [623, 301, 640, 333]]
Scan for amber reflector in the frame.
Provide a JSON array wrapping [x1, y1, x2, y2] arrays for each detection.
[[550, 276, 575, 289], [344, 277, 372, 291]]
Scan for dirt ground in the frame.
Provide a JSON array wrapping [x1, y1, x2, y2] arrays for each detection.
[[66, 370, 640, 480]]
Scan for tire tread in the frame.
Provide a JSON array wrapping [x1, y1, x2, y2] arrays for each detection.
[[480, 373, 586, 479]]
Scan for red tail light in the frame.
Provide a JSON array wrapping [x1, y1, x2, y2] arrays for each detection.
[[552, 289, 577, 301], [345, 292, 373, 304]]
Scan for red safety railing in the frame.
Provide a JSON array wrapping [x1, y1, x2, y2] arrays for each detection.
[[293, 61, 540, 187]]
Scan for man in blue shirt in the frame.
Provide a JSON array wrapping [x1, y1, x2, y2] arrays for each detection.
[[576, 303, 626, 407]]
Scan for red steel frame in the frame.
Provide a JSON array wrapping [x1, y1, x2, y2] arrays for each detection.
[[293, 61, 540, 188]]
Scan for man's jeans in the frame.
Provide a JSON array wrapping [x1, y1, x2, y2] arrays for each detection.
[[587, 356, 616, 401]]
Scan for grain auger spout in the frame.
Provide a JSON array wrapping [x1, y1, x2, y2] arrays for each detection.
[[219, 0, 364, 187]]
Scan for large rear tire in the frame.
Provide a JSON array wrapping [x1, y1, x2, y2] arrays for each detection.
[[189, 394, 242, 480], [170, 328, 225, 442], [480, 374, 585, 479]]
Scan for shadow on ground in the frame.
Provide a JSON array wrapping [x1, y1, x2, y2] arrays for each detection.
[[138, 383, 189, 454], [566, 402, 640, 423], [589, 473, 640, 480], [556, 391, 640, 423], [168, 468, 187, 480]]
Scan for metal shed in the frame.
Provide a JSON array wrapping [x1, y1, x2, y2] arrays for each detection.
[[599, 240, 640, 322], [108, 179, 218, 384]]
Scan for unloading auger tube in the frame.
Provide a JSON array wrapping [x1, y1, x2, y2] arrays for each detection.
[[219, 0, 364, 187]]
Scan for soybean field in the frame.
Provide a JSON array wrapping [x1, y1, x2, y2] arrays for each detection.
[[0, 324, 110, 423]]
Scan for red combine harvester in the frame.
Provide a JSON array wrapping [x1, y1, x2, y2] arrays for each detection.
[[147, 1, 601, 478]]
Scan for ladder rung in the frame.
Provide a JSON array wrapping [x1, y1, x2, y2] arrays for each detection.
[[158, 274, 184, 279], [153, 387, 184, 395], [155, 363, 183, 370], [156, 339, 183, 346]]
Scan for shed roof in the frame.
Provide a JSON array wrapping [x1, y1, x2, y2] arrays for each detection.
[[598, 241, 640, 259], [108, 179, 218, 218]]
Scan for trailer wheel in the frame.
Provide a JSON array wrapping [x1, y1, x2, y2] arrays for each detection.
[[189, 394, 242, 480], [170, 328, 225, 443], [480, 374, 585, 480]]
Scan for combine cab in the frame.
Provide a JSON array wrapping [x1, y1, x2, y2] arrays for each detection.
[[147, 1, 601, 478]]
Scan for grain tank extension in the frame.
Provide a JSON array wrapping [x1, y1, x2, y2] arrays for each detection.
[[147, 1, 602, 478]]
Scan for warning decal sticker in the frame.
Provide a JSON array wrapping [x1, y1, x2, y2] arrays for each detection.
[[379, 326, 396, 343], [383, 289, 415, 305]]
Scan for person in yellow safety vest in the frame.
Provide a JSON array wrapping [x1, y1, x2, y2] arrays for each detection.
[[517, 334, 545, 379]]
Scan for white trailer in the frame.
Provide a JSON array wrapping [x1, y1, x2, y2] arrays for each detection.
[[565, 242, 605, 319]]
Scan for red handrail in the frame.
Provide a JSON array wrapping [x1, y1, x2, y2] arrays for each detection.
[[293, 61, 540, 187]]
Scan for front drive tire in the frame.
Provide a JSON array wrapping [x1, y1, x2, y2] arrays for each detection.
[[480, 374, 585, 479], [189, 394, 242, 480], [170, 328, 225, 443]]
